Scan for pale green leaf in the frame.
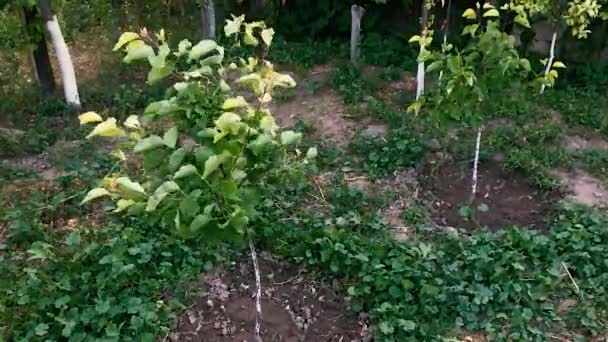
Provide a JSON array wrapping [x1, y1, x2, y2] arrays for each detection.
[[408, 35, 421, 43], [203, 153, 229, 179], [147, 65, 173, 85], [113, 32, 139, 51], [483, 9, 499, 17], [124, 115, 140, 129], [222, 96, 249, 110], [148, 43, 170, 69], [188, 40, 218, 61], [111, 149, 127, 161], [113, 199, 135, 213], [81, 188, 111, 204], [123, 40, 154, 63], [133, 135, 165, 153], [260, 115, 278, 135], [552, 61, 567, 68], [78, 111, 102, 125], [514, 14, 531, 28], [462, 8, 477, 19], [146, 181, 179, 211], [163, 126, 179, 149], [224, 14, 245, 37], [177, 39, 192, 56], [174, 164, 199, 179], [116, 177, 146, 198], [280, 130, 302, 146], [86, 118, 126, 139], [261, 28, 275, 46], [214, 112, 242, 142]]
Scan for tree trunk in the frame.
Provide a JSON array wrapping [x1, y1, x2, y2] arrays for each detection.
[[350, 5, 365, 65], [201, 0, 216, 40], [416, 0, 429, 100], [37, 0, 81, 108], [23, 6, 56, 95]]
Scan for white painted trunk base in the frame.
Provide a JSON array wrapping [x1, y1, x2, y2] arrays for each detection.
[[416, 58, 425, 100], [47, 15, 80, 108], [471, 127, 483, 203], [540, 31, 557, 94]]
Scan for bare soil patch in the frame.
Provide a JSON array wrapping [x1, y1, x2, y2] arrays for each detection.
[[271, 90, 354, 147], [172, 254, 367, 342], [422, 161, 553, 230], [553, 169, 608, 208], [564, 134, 608, 153]]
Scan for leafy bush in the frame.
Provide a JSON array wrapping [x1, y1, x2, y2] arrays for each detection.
[[80, 17, 315, 241]]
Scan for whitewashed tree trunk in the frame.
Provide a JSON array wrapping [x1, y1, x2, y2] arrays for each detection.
[[249, 239, 263, 342], [416, 1, 429, 100], [540, 30, 557, 94], [470, 126, 483, 203], [202, 0, 216, 40], [350, 5, 365, 65], [38, 0, 80, 108]]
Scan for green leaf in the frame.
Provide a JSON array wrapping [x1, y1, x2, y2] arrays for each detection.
[[306, 147, 318, 159], [398, 319, 417, 331], [169, 148, 187, 172], [408, 35, 421, 43], [81, 188, 111, 204], [188, 40, 218, 60], [123, 40, 154, 63], [280, 130, 302, 146], [180, 194, 200, 219], [116, 177, 146, 198], [78, 111, 103, 125], [190, 214, 212, 233], [195, 146, 214, 165], [426, 60, 444, 72], [146, 181, 179, 211], [163, 126, 179, 149], [261, 28, 275, 46], [462, 8, 477, 19], [483, 9, 499, 17], [462, 24, 479, 37], [86, 118, 126, 139], [35, 323, 49, 336], [379, 322, 394, 335], [113, 32, 139, 51], [174, 164, 199, 179], [134, 135, 165, 153]]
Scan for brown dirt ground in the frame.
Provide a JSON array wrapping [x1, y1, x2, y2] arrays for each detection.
[[422, 160, 554, 230], [171, 254, 368, 342]]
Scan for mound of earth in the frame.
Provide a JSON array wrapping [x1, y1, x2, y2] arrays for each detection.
[[423, 161, 553, 230], [171, 254, 368, 342]]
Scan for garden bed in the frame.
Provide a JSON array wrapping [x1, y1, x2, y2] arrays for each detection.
[[171, 255, 366, 342], [422, 160, 556, 230]]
